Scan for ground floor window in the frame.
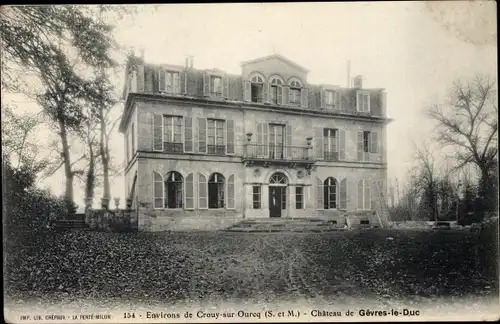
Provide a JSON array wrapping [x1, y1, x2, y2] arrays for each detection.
[[324, 177, 338, 209], [165, 171, 183, 208], [295, 186, 304, 209], [253, 185, 261, 209], [208, 173, 225, 208], [358, 179, 371, 210]]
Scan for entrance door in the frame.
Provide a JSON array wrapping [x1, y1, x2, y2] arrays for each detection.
[[269, 186, 286, 217]]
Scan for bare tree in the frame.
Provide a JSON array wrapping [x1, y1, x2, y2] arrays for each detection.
[[427, 75, 498, 212], [413, 142, 441, 221]]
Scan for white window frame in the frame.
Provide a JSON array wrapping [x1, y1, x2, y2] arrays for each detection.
[[295, 185, 305, 210], [324, 128, 338, 153], [207, 118, 226, 154], [159, 70, 181, 94], [253, 185, 262, 209], [269, 76, 284, 105], [324, 177, 338, 210], [358, 179, 371, 210], [325, 90, 335, 108], [211, 75, 223, 96], [163, 115, 183, 144], [356, 91, 371, 112], [289, 79, 302, 106]]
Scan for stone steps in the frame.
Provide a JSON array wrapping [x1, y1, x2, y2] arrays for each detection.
[[226, 217, 347, 232]]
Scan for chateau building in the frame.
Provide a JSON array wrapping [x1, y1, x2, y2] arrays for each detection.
[[119, 51, 391, 231]]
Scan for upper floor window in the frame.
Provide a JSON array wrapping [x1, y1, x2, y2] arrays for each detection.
[[159, 70, 180, 94], [250, 74, 265, 103], [325, 90, 340, 109], [211, 76, 222, 96], [270, 77, 284, 105], [164, 116, 183, 153], [207, 119, 225, 155], [323, 128, 338, 161], [289, 79, 302, 106], [357, 91, 370, 112]]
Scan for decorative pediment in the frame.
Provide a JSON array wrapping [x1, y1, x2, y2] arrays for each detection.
[[241, 54, 309, 73]]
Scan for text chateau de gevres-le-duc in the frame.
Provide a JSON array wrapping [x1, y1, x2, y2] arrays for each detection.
[[119, 51, 391, 232]]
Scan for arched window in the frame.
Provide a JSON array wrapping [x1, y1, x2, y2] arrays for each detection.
[[289, 79, 302, 106], [165, 171, 183, 208], [209, 173, 225, 208], [269, 76, 284, 105], [269, 172, 288, 185], [250, 74, 265, 103], [153, 172, 164, 209], [357, 179, 371, 210], [324, 177, 338, 209]]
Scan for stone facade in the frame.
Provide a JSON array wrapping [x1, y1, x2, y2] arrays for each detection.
[[120, 53, 391, 232]]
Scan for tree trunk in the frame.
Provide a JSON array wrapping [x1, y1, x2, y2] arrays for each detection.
[[85, 142, 96, 201], [100, 113, 110, 200], [59, 119, 74, 201]]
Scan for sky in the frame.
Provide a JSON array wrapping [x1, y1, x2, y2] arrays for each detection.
[[3, 2, 497, 210]]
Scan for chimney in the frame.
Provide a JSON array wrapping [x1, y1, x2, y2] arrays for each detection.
[[189, 56, 194, 68], [353, 75, 363, 89], [139, 48, 145, 60], [185, 56, 189, 68]]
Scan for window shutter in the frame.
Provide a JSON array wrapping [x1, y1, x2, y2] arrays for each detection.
[[227, 174, 235, 209], [301, 88, 309, 108], [263, 123, 269, 158], [320, 88, 326, 109], [339, 129, 346, 160], [282, 86, 289, 105], [277, 86, 283, 105], [357, 180, 364, 210], [184, 117, 193, 152], [153, 114, 163, 151], [185, 173, 194, 210], [158, 69, 165, 92], [357, 131, 363, 162], [198, 173, 207, 209], [203, 72, 210, 97], [364, 179, 371, 210], [180, 71, 187, 95], [197, 118, 206, 153], [222, 75, 229, 99], [153, 172, 164, 209], [244, 81, 251, 102], [335, 91, 342, 110], [256, 122, 263, 156], [340, 178, 347, 210], [263, 83, 269, 104], [226, 119, 235, 154], [370, 131, 378, 153], [315, 127, 324, 160], [316, 177, 324, 210], [285, 124, 292, 158]]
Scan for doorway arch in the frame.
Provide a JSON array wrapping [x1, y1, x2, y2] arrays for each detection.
[[269, 172, 288, 218]]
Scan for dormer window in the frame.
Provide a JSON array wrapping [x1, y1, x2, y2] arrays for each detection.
[[159, 70, 180, 94], [250, 75, 265, 103], [270, 77, 284, 105], [211, 76, 222, 97], [289, 80, 302, 106], [357, 91, 370, 113]]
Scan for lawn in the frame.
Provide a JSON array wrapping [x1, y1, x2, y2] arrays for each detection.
[[4, 229, 498, 310]]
